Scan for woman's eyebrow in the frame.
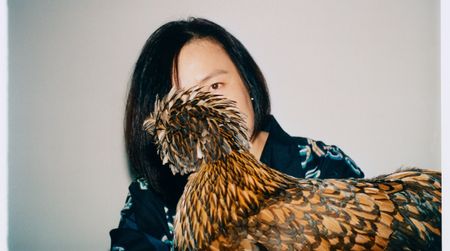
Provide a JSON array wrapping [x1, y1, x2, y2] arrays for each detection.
[[199, 69, 228, 84]]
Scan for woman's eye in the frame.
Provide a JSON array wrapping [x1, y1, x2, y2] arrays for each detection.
[[210, 82, 221, 90]]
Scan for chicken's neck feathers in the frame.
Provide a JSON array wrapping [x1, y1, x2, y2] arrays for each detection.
[[174, 150, 299, 250]]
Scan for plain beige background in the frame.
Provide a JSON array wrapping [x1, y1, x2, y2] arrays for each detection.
[[8, 0, 440, 250]]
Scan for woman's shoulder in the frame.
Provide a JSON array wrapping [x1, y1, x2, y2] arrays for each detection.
[[261, 115, 364, 179]]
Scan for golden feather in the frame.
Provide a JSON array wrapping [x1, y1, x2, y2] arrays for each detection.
[[143, 87, 441, 251]]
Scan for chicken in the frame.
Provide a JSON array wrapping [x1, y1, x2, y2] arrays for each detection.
[[143, 87, 441, 251]]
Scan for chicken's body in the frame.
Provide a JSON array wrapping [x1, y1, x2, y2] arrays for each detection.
[[144, 87, 441, 250], [177, 151, 440, 250]]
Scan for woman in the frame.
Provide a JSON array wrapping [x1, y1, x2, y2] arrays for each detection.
[[110, 17, 364, 251]]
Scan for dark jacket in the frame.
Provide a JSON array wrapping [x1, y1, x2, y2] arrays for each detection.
[[110, 116, 364, 251]]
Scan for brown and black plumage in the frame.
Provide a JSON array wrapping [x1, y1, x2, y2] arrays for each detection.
[[143, 87, 441, 251]]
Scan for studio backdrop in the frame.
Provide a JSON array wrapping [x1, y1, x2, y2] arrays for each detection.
[[8, 1, 440, 250]]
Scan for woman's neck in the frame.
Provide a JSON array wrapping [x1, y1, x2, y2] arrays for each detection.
[[249, 131, 269, 160]]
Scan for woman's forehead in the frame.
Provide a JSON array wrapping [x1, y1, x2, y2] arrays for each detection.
[[175, 39, 237, 88]]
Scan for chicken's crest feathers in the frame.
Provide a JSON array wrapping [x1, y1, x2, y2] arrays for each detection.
[[143, 87, 249, 175]]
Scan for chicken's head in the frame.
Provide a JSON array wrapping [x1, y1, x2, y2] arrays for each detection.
[[143, 87, 249, 175]]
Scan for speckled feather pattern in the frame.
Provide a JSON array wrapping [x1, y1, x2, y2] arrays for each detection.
[[143, 87, 441, 251]]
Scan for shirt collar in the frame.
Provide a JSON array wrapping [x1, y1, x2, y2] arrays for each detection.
[[259, 115, 294, 164], [261, 115, 292, 141]]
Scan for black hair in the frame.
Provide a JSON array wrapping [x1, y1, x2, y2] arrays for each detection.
[[124, 17, 270, 207]]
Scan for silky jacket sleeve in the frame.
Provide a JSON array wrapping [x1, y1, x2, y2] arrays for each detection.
[[110, 179, 175, 251]]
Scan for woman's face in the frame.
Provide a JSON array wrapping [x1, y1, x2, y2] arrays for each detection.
[[174, 38, 255, 137]]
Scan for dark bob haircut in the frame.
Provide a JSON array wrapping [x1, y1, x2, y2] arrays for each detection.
[[125, 17, 271, 206]]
